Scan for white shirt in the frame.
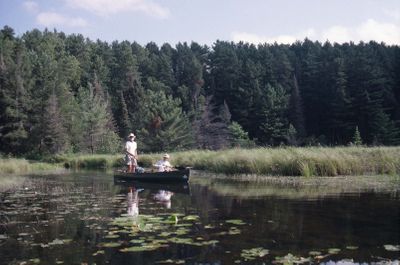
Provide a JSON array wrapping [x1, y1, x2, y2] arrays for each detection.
[[125, 141, 137, 156], [155, 160, 172, 172]]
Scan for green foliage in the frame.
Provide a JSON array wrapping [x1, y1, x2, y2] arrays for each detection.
[[228, 121, 254, 148], [259, 84, 290, 145], [77, 85, 120, 154], [353, 126, 363, 146], [139, 90, 193, 152], [1, 26, 400, 157]]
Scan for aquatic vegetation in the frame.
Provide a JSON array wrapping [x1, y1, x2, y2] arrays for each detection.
[[384, 244, 400, 251], [327, 248, 341, 254], [240, 247, 269, 261], [48, 146, 400, 176], [274, 253, 311, 264], [225, 219, 246, 225]]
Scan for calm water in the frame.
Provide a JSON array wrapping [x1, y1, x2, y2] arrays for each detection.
[[0, 172, 399, 265]]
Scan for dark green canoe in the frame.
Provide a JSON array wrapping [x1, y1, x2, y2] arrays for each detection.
[[113, 168, 190, 183]]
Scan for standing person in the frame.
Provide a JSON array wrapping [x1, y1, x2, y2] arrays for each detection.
[[125, 133, 137, 173], [154, 153, 173, 172]]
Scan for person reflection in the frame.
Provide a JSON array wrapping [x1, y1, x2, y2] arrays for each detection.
[[153, 190, 174, 209], [127, 187, 139, 219]]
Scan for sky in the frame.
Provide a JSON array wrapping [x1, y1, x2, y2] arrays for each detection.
[[0, 0, 399, 46]]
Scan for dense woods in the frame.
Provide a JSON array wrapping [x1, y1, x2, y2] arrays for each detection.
[[0, 26, 399, 157]]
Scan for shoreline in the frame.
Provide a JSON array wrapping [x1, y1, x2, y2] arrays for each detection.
[[1, 146, 400, 177]]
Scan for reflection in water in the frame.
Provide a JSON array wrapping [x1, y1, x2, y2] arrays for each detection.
[[0, 173, 399, 265], [127, 187, 139, 218], [153, 190, 174, 208]]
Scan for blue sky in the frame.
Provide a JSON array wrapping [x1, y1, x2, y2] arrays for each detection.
[[1, 0, 399, 46]]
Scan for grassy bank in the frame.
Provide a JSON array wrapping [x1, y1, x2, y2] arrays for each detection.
[[54, 146, 400, 177], [0, 158, 62, 175]]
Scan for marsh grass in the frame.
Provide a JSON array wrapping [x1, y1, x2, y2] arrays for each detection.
[[0, 158, 61, 175], [45, 146, 400, 176], [169, 146, 400, 176]]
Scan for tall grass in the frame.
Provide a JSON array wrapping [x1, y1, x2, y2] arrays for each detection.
[[0, 158, 60, 175], [48, 146, 400, 176], [170, 146, 400, 176]]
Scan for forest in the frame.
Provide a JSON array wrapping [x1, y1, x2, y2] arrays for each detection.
[[0, 25, 399, 157]]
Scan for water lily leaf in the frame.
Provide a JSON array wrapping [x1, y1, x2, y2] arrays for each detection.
[[328, 248, 341, 254], [274, 253, 310, 264], [156, 259, 185, 264], [100, 242, 122, 248], [104, 234, 120, 239], [120, 245, 158, 252], [384, 245, 400, 251], [225, 219, 246, 225], [92, 250, 105, 256], [346, 246, 358, 250], [130, 239, 145, 244], [29, 258, 40, 264], [182, 215, 199, 221], [241, 247, 269, 260], [48, 238, 64, 245], [308, 251, 321, 256]]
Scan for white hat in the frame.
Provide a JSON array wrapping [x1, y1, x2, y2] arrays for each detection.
[[163, 153, 170, 159], [128, 133, 135, 138]]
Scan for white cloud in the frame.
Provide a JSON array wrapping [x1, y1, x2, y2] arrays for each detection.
[[65, 0, 170, 19], [22, 1, 39, 13], [356, 19, 400, 44], [36, 12, 88, 27], [233, 28, 316, 44], [232, 19, 400, 45], [383, 8, 400, 21]]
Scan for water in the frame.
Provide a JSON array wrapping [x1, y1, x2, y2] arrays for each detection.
[[0, 172, 399, 265]]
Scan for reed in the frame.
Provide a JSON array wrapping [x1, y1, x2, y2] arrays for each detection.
[[48, 146, 400, 177], [0, 158, 60, 175]]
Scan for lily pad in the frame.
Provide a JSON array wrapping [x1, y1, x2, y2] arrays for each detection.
[[182, 215, 199, 221], [240, 247, 269, 260], [384, 245, 400, 251], [156, 259, 185, 264], [328, 248, 341, 254], [93, 250, 105, 256], [346, 246, 359, 250], [308, 251, 321, 256], [225, 219, 246, 225], [274, 253, 310, 264], [101, 242, 122, 248]]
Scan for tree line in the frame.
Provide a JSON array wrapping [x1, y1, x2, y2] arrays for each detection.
[[0, 26, 399, 157]]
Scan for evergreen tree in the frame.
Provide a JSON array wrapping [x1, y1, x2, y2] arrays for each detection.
[[0, 35, 32, 154], [139, 90, 193, 152], [193, 96, 232, 150], [353, 126, 362, 146], [42, 92, 69, 154], [77, 85, 119, 154], [259, 84, 290, 145]]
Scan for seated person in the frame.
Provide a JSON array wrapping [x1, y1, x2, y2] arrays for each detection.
[[154, 154, 173, 172]]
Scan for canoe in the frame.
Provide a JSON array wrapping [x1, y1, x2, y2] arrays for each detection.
[[113, 168, 190, 183]]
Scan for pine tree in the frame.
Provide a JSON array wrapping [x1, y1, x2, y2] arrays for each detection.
[[353, 126, 362, 146], [43, 92, 69, 154], [193, 96, 232, 150], [288, 74, 306, 141], [78, 85, 119, 154], [139, 90, 193, 152], [259, 84, 290, 145], [0, 36, 32, 154]]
